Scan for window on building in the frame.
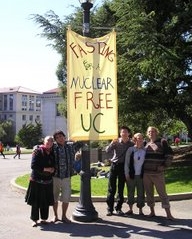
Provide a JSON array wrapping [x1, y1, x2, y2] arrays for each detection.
[[29, 95, 34, 111], [9, 94, 13, 111], [22, 115, 26, 121], [22, 95, 27, 111], [3, 95, 8, 111], [36, 96, 41, 111], [29, 115, 33, 121], [56, 103, 61, 116], [36, 115, 40, 121], [3, 114, 7, 120], [0, 97, 2, 111]]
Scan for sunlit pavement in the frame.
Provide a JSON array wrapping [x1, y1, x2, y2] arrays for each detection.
[[0, 154, 192, 239]]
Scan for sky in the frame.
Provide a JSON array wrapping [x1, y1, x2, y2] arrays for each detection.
[[0, 0, 101, 93]]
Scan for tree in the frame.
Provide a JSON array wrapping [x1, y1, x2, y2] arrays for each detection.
[[31, 0, 192, 137], [15, 122, 42, 148], [0, 120, 14, 144], [111, 0, 192, 137]]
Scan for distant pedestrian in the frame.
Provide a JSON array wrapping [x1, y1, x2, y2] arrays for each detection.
[[13, 144, 21, 159], [0, 141, 5, 159], [6, 144, 10, 151], [174, 137, 180, 147]]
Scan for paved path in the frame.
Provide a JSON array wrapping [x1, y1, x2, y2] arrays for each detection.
[[0, 154, 192, 239]]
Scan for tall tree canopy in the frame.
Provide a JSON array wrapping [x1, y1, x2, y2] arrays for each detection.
[[112, 0, 192, 137], [32, 0, 192, 137]]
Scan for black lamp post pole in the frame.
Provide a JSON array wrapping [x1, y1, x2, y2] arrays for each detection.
[[72, 0, 98, 222], [81, 1, 92, 36]]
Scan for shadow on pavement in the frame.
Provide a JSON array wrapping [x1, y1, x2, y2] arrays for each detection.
[[38, 215, 192, 239]]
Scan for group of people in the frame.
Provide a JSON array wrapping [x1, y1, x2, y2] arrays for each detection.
[[25, 130, 77, 227], [0, 142, 21, 159], [106, 126, 174, 220], [25, 126, 174, 227]]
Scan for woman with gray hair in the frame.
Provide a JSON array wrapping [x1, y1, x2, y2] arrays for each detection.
[[25, 136, 55, 227]]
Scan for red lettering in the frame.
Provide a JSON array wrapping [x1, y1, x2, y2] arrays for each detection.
[[86, 92, 113, 109], [105, 93, 113, 108], [74, 92, 82, 109], [69, 41, 115, 62]]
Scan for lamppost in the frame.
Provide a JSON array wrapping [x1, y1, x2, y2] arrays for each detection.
[[72, 0, 98, 222], [80, 0, 93, 36]]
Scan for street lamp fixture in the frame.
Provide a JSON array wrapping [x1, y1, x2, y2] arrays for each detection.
[[72, 0, 98, 222], [79, 0, 94, 36]]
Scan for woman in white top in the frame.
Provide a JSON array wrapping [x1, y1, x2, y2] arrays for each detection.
[[124, 133, 146, 215]]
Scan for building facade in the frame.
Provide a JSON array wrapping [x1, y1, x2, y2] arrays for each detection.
[[0, 86, 67, 139], [41, 88, 67, 136]]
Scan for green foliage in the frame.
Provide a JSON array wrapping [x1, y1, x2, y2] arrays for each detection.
[[15, 122, 42, 148], [31, 0, 192, 138], [111, 0, 192, 137], [0, 120, 14, 143], [90, 140, 110, 149]]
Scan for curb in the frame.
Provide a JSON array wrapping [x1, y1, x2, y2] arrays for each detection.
[[10, 177, 192, 202]]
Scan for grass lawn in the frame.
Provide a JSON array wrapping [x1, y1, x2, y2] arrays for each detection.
[[16, 165, 192, 196]]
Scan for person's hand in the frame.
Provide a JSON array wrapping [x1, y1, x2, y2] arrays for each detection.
[[49, 167, 55, 173], [44, 167, 54, 173], [111, 139, 118, 145]]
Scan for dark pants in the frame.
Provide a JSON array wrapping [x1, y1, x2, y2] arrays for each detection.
[[31, 204, 49, 221], [0, 151, 5, 158], [106, 163, 125, 212]]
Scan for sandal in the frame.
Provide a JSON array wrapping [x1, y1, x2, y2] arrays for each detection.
[[139, 209, 144, 215], [167, 215, 175, 221], [51, 217, 59, 223], [125, 210, 133, 215], [40, 220, 49, 224], [146, 213, 155, 218], [62, 217, 71, 223], [32, 221, 38, 227]]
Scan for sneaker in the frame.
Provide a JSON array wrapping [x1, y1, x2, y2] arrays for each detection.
[[116, 210, 124, 216], [106, 211, 113, 216]]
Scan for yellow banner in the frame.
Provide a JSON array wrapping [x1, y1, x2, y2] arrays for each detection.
[[67, 29, 118, 141]]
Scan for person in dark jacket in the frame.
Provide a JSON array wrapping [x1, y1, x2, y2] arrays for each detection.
[[124, 133, 146, 216], [25, 136, 55, 227], [13, 144, 21, 159], [105, 126, 133, 216]]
